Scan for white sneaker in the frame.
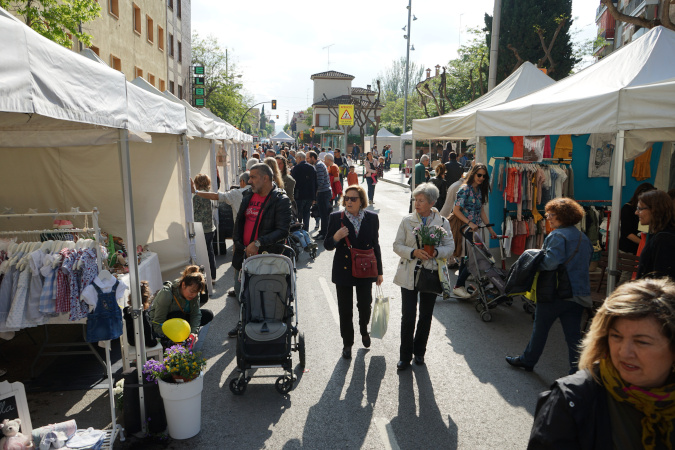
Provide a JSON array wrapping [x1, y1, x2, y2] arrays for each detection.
[[452, 287, 471, 299]]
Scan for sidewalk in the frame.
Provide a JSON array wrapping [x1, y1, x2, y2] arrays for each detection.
[[354, 161, 411, 189]]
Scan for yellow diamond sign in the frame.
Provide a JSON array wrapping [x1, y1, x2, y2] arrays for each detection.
[[339, 104, 354, 126]]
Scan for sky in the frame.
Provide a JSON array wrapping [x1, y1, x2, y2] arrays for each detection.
[[192, 0, 599, 132]]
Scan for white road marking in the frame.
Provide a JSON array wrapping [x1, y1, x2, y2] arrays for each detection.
[[319, 276, 340, 325], [374, 417, 400, 450]]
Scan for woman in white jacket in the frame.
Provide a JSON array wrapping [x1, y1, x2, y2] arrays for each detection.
[[393, 183, 454, 370]]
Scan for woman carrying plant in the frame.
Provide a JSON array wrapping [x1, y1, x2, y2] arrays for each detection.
[[506, 198, 592, 374], [451, 163, 497, 299], [393, 183, 454, 370], [149, 265, 214, 348], [324, 185, 383, 360]]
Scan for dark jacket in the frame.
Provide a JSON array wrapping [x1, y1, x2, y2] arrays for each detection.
[[291, 160, 317, 201], [430, 176, 448, 211], [232, 185, 292, 270], [505, 249, 545, 295], [529, 369, 611, 450], [323, 210, 383, 286], [444, 160, 464, 187], [637, 228, 675, 280]]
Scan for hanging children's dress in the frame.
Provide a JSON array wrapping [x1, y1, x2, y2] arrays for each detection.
[[85, 279, 124, 343]]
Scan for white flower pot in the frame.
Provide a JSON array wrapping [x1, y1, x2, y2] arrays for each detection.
[[157, 373, 204, 439]]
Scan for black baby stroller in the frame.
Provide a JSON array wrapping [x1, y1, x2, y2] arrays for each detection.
[[460, 224, 511, 322], [229, 252, 305, 395]]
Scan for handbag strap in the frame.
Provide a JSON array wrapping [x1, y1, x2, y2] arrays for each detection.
[[341, 212, 353, 249], [562, 231, 582, 266]]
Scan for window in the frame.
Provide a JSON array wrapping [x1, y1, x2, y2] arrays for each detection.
[[110, 55, 122, 71], [146, 16, 153, 43], [178, 84, 183, 99], [109, 0, 119, 18], [148, 73, 156, 86], [177, 0, 181, 18], [159, 79, 166, 91], [168, 33, 174, 57], [133, 4, 141, 35], [157, 26, 164, 51], [90, 46, 100, 56], [318, 114, 330, 127], [168, 0, 173, 10], [177, 40, 182, 63], [135, 67, 143, 78], [169, 80, 175, 94]]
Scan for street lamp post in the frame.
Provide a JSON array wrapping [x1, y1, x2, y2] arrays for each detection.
[[400, 0, 413, 169]]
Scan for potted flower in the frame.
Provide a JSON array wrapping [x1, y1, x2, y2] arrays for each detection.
[[142, 345, 207, 440], [413, 224, 448, 256]]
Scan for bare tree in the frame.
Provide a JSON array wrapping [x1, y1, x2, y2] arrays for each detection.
[[352, 81, 382, 150], [533, 15, 569, 75], [601, 0, 675, 31], [417, 68, 455, 117]]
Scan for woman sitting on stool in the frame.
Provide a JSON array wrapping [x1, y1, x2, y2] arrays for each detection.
[[149, 265, 214, 347]]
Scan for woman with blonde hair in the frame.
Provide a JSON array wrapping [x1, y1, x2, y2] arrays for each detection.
[[148, 265, 213, 347], [264, 157, 285, 190], [529, 278, 675, 448]]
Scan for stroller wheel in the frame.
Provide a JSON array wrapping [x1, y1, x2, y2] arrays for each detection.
[[229, 378, 247, 395], [275, 376, 294, 394], [298, 332, 306, 368], [480, 311, 492, 322], [475, 302, 486, 313]]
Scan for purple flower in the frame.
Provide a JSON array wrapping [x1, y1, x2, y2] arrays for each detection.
[[430, 234, 436, 238]]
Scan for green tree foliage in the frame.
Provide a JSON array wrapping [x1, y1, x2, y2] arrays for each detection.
[[303, 107, 313, 127], [1, 0, 101, 48], [485, 0, 578, 83], [379, 93, 425, 134], [192, 32, 251, 125], [373, 57, 425, 103]]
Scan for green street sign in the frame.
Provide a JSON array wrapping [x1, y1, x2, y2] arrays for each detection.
[[194, 66, 204, 75], [193, 87, 205, 96], [194, 77, 204, 85], [193, 98, 205, 107]]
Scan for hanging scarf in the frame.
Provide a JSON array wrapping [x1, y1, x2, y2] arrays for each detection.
[[599, 357, 675, 449], [344, 209, 365, 237]]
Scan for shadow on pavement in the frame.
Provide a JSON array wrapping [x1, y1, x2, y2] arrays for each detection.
[[283, 352, 386, 449], [390, 365, 458, 449]]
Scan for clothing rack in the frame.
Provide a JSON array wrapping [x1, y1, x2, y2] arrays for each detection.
[[493, 156, 572, 163], [0, 208, 123, 447]]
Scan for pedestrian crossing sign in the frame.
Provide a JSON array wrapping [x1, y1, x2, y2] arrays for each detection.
[[339, 104, 354, 126]]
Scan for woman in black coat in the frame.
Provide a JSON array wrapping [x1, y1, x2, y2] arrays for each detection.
[[324, 184, 384, 359]]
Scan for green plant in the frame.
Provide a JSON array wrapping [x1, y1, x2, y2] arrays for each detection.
[[413, 223, 448, 246], [143, 345, 206, 384]]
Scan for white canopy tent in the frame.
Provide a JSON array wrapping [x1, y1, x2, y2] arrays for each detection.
[[271, 130, 296, 143], [473, 26, 675, 291], [412, 62, 555, 163], [0, 7, 191, 437], [364, 128, 402, 158]]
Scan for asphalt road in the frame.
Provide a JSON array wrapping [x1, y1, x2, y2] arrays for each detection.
[[148, 180, 574, 449]]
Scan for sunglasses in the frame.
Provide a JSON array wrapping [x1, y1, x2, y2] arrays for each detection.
[[344, 196, 360, 203], [475, 173, 487, 179], [636, 205, 650, 212]]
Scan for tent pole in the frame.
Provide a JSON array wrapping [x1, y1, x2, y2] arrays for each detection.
[[181, 134, 197, 264], [607, 130, 625, 294], [118, 128, 147, 432]]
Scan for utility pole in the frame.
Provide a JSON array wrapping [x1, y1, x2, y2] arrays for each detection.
[[487, 0, 502, 91], [401, 0, 413, 168]]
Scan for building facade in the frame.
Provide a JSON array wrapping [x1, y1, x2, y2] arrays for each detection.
[[166, 0, 191, 101], [310, 70, 382, 134], [594, 0, 673, 58], [76, 0, 168, 90]]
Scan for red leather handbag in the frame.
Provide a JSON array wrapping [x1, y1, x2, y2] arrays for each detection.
[[341, 212, 378, 278]]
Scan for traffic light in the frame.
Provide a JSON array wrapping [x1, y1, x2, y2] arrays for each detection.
[[310, 126, 314, 137], [300, 131, 304, 140], [271, 100, 277, 110], [276, 115, 279, 119]]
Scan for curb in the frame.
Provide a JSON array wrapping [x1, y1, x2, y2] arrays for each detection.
[[379, 176, 410, 189]]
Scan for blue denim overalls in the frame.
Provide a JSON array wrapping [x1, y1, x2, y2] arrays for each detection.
[[86, 280, 123, 342]]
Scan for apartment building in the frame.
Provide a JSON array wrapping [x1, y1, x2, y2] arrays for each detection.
[[594, 0, 666, 58], [166, 0, 191, 102]]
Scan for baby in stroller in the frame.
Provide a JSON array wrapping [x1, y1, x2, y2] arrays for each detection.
[[288, 212, 318, 259]]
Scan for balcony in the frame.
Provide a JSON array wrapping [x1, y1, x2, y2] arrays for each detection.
[[623, 0, 659, 17], [596, 1, 617, 22]]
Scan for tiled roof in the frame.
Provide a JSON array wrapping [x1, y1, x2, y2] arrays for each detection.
[[310, 70, 355, 80], [312, 94, 381, 109], [351, 87, 377, 95]]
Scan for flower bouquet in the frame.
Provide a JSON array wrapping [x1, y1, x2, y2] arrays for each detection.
[[413, 223, 448, 255], [143, 344, 207, 384]]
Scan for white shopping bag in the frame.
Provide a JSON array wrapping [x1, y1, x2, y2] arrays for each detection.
[[370, 286, 390, 339]]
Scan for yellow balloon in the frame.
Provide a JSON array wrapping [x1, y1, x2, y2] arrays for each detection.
[[162, 318, 191, 343]]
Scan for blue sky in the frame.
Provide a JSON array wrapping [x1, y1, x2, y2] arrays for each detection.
[[192, 0, 599, 131]]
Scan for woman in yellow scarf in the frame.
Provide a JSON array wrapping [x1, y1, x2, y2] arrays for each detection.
[[529, 278, 675, 449]]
